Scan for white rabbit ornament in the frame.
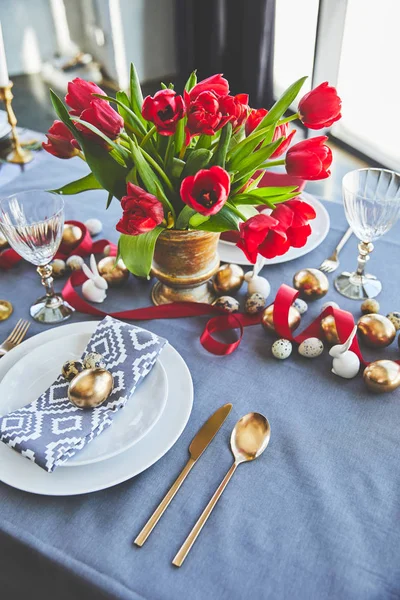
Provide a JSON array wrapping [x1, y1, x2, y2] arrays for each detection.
[[82, 254, 108, 303], [329, 325, 360, 379]]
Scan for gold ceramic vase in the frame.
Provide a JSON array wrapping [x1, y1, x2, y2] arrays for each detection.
[[151, 230, 220, 305]]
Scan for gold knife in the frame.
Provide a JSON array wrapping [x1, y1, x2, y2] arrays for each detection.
[[134, 403, 232, 547]]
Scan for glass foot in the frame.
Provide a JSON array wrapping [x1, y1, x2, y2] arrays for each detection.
[[334, 271, 382, 300], [30, 294, 74, 324]]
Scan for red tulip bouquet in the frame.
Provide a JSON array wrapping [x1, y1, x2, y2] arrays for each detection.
[[45, 65, 341, 276]]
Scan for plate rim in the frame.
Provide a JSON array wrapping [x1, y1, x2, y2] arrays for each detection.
[[0, 331, 169, 467], [0, 320, 193, 495], [218, 193, 330, 266]]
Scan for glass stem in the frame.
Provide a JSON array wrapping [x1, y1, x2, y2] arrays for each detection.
[[356, 241, 374, 277], [37, 264, 55, 298]]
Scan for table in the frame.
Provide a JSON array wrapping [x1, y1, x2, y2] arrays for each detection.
[[1, 149, 400, 600]]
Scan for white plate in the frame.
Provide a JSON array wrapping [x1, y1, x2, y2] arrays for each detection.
[[0, 333, 168, 467], [218, 193, 330, 266], [0, 321, 193, 495]]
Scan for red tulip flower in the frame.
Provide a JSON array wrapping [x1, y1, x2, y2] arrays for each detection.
[[219, 94, 249, 130], [245, 108, 268, 136], [65, 78, 123, 142], [237, 199, 316, 262], [285, 136, 332, 180], [185, 90, 231, 143], [116, 183, 164, 236], [189, 74, 229, 101], [298, 82, 342, 129], [142, 89, 185, 136], [180, 166, 231, 216], [42, 120, 80, 159]]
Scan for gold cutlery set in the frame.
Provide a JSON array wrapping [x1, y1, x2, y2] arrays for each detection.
[[135, 404, 271, 566]]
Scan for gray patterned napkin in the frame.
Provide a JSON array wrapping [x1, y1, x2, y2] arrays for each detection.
[[0, 316, 166, 472]]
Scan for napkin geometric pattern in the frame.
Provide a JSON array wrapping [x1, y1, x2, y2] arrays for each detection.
[[0, 316, 166, 472]]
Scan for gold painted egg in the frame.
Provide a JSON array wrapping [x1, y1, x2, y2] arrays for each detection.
[[62, 224, 83, 249], [261, 303, 301, 333], [98, 256, 129, 286], [68, 368, 114, 408], [361, 298, 379, 314], [363, 360, 400, 393], [212, 264, 244, 295], [293, 268, 329, 300], [0, 300, 13, 321], [357, 314, 396, 348], [320, 315, 340, 345]]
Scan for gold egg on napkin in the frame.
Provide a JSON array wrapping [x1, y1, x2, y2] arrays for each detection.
[[212, 264, 244, 295], [98, 256, 129, 286], [357, 314, 396, 348], [261, 303, 301, 333], [68, 368, 114, 408], [363, 360, 400, 393], [293, 268, 329, 300]]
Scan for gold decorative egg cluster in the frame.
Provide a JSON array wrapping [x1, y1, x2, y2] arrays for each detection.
[[61, 352, 114, 408]]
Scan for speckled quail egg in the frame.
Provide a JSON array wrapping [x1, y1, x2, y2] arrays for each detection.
[[271, 339, 292, 360], [62, 359, 84, 382], [321, 301, 339, 312], [214, 296, 240, 314], [83, 352, 107, 369], [66, 254, 84, 271], [245, 293, 266, 315], [387, 311, 400, 331], [361, 298, 379, 314], [84, 218, 103, 236], [298, 337, 324, 358], [293, 298, 308, 315]]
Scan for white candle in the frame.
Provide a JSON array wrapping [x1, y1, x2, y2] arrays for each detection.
[[0, 23, 10, 88]]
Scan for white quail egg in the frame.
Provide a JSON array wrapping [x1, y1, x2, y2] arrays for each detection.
[[245, 293, 266, 315], [62, 359, 84, 382], [83, 352, 107, 369], [66, 254, 84, 271], [298, 338, 324, 358], [84, 218, 103, 236], [271, 339, 292, 360], [293, 298, 308, 315], [321, 301, 339, 312], [214, 296, 240, 314]]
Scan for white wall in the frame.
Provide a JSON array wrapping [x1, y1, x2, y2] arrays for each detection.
[[0, 0, 177, 86]]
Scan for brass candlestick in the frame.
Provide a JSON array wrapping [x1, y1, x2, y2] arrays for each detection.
[[0, 81, 33, 164]]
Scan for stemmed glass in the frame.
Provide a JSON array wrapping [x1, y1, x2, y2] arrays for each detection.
[[335, 168, 400, 299], [0, 190, 74, 323]]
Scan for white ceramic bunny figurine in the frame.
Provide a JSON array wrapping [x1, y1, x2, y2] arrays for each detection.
[[329, 325, 360, 379], [82, 254, 108, 303]]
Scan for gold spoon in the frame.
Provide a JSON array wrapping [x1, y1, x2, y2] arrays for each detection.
[[173, 412, 271, 567]]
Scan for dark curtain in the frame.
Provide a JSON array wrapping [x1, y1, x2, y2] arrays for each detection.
[[175, 0, 276, 108]]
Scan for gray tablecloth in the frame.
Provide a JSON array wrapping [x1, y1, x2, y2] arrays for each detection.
[[1, 151, 400, 600]]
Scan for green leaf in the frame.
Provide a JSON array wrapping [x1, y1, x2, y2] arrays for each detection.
[[50, 172, 103, 195], [256, 76, 307, 131], [232, 192, 299, 206], [176, 205, 197, 229], [195, 134, 212, 150], [235, 205, 259, 219], [118, 226, 164, 278], [189, 213, 210, 227], [174, 118, 185, 154], [184, 70, 197, 92], [129, 63, 146, 124], [211, 122, 232, 168], [181, 149, 212, 179], [237, 185, 298, 198], [171, 157, 185, 178], [49, 89, 79, 137], [164, 137, 175, 172], [234, 138, 284, 177], [227, 128, 271, 167], [106, 191, 113, 209], [190, 205, 242, 233], [71, 117, 130, 163]]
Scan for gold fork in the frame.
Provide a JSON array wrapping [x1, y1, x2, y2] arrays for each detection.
[[0, 319, 30, 357]]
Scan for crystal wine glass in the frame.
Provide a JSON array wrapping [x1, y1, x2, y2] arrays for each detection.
[[335, 168, 400, 300], [0, 190, 74, 323]]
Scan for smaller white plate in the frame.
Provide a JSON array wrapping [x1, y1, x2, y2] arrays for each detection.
[[218, 193, 330, 266], [0, 333, 168, 467]]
